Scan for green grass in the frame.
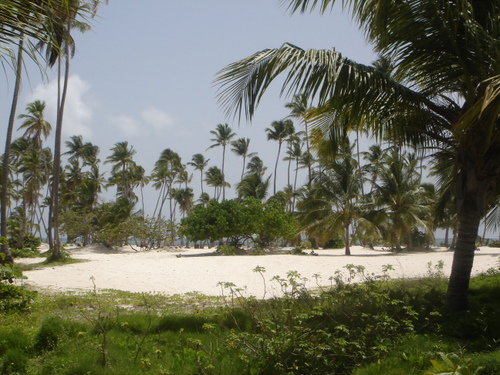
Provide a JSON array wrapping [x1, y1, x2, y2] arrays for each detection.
[[1, 267, 500, 374]]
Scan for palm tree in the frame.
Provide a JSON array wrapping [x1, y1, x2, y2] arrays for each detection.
[[371, 150, 433, 251], [246, 155, 267, 177], [188, 153, 209, 195], [215, 0, 500, 311], [362, 144, 387, 194], [151, 148, 182, 221], [64, 135, 100, 167], [231, 138, 256, 181], [17, 100, 52, 148], [204, 166, 229, 201], [42, 0, 104, 260], [105, 141, 137, 201], [236, 173, 271, 201], [207, 123, 236, 200], [297, 137, 365, 255], [266, 119, 294, 194], [286, 93, 314, 181]]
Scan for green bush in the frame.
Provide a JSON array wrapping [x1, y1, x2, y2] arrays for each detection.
[[34, 316, 66, 352], [323, 238, 345, 249], [1, 348, 28, 374], [156, 314, 209, 333], [0, 263, 37, 312], [8, 233, 41, 253]]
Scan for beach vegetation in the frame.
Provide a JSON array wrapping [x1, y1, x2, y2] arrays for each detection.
[[180, 196, 297, 250], [1, 265, 500, 373]]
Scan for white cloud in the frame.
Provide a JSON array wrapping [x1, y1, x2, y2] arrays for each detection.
[[141, 107, 174, 135], [26, 74, 93, 138], [108, 115, 143, 138]]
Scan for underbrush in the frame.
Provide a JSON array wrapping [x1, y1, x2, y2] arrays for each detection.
[[1, 262, 500, 374]]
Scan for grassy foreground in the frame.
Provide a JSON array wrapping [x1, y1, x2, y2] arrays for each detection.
[[1, 262, 500, 374]]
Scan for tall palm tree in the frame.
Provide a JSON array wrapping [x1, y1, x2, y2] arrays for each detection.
[[215, 0, 500, 311], [371, 150, 433, 251], [231, 137, 256, 181], [17, 100, 52, 148], [286, 93, 314, 181], [42, 0, 104, 260], [236, 173, 271, 201], [297, 137, 365, 255], [188, 153, 209, 195], [207, 123, 235, 200], [105, 141, 137, 201], [266, 119, 294, 194]]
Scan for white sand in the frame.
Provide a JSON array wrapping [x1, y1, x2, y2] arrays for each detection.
[[17, 245, 500, 298]]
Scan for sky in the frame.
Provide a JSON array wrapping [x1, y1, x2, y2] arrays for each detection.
[[1, 0, 377, 211], [1, 1, 496, 239]]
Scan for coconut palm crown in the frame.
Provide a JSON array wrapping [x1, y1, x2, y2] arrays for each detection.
[[215, 0, 500, 311]]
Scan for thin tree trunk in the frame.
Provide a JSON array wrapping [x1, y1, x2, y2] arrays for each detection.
[[222, 146, 226, 200], [344, 223, 351, 256], [1, 37, 24, 265], [444, 227, 449, 247], [273, 142, 282, 195], [50, 44, 70, 261]]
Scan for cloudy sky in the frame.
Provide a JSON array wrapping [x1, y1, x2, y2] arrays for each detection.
[[1, 1, 376, 212]]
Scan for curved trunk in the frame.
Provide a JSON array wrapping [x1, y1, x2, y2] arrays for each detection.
[[444, 217, 480, 311], [1, 37, 23, 265], [444, 148, 499, 311]]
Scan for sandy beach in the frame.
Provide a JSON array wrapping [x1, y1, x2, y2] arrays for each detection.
[[17, 245, 500, 298]]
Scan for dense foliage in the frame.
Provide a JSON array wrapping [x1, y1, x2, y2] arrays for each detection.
[[180, 197, 297, 249]]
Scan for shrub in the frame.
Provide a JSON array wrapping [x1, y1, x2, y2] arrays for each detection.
[[0, 263, 37, 312], [1, 348, 28, 374], [34, 316, 70, 352], [156, 314, 209, 333], [323, 238, 345, 249]]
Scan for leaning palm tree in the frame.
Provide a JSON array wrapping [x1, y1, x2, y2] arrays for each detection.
[[207, 123, 236, 200], [215, 0, 500, 311], [188, 153, 209, 195], [265, 119, 294, 194], [231, 137, 256, 181]]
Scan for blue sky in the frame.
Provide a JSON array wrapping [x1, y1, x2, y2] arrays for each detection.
[[2, 1, 376, 210]]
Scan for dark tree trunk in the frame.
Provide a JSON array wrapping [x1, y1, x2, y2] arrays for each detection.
[[1, 37, 23, 265], [444, 147, 499, 311], [444, 217, 480, 311]]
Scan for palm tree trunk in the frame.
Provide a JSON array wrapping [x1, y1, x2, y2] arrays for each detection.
[[344, 223, 351, 256], [273, 142, 282, 195], [444, 216, 480, 311], [222, 146, 227, 200], [50, 43, 70, 260], [1, 37, 24, 264], [444, 227, 449, 247]]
